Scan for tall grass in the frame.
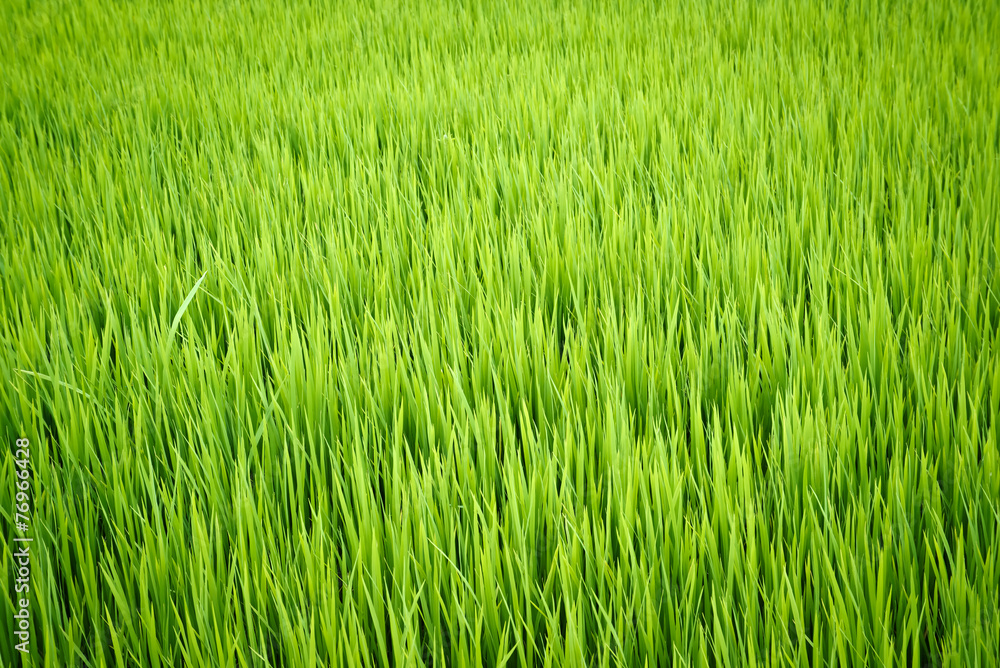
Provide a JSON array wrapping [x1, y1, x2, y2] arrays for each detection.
[[2, 0, 999, 665]]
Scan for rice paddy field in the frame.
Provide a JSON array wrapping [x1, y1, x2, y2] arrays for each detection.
[[2, 0, 1000, 665]]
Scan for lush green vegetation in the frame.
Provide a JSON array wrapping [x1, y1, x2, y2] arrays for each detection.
[[2, 0, 999, 665]]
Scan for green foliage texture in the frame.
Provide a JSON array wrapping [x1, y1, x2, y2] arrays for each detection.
[[2, 0, 999, 665]]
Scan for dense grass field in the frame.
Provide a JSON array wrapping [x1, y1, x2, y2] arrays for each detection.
[[2, 0, 999, 665]]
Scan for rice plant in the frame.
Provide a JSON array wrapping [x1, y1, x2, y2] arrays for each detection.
[[1, 0, 998, 665]]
